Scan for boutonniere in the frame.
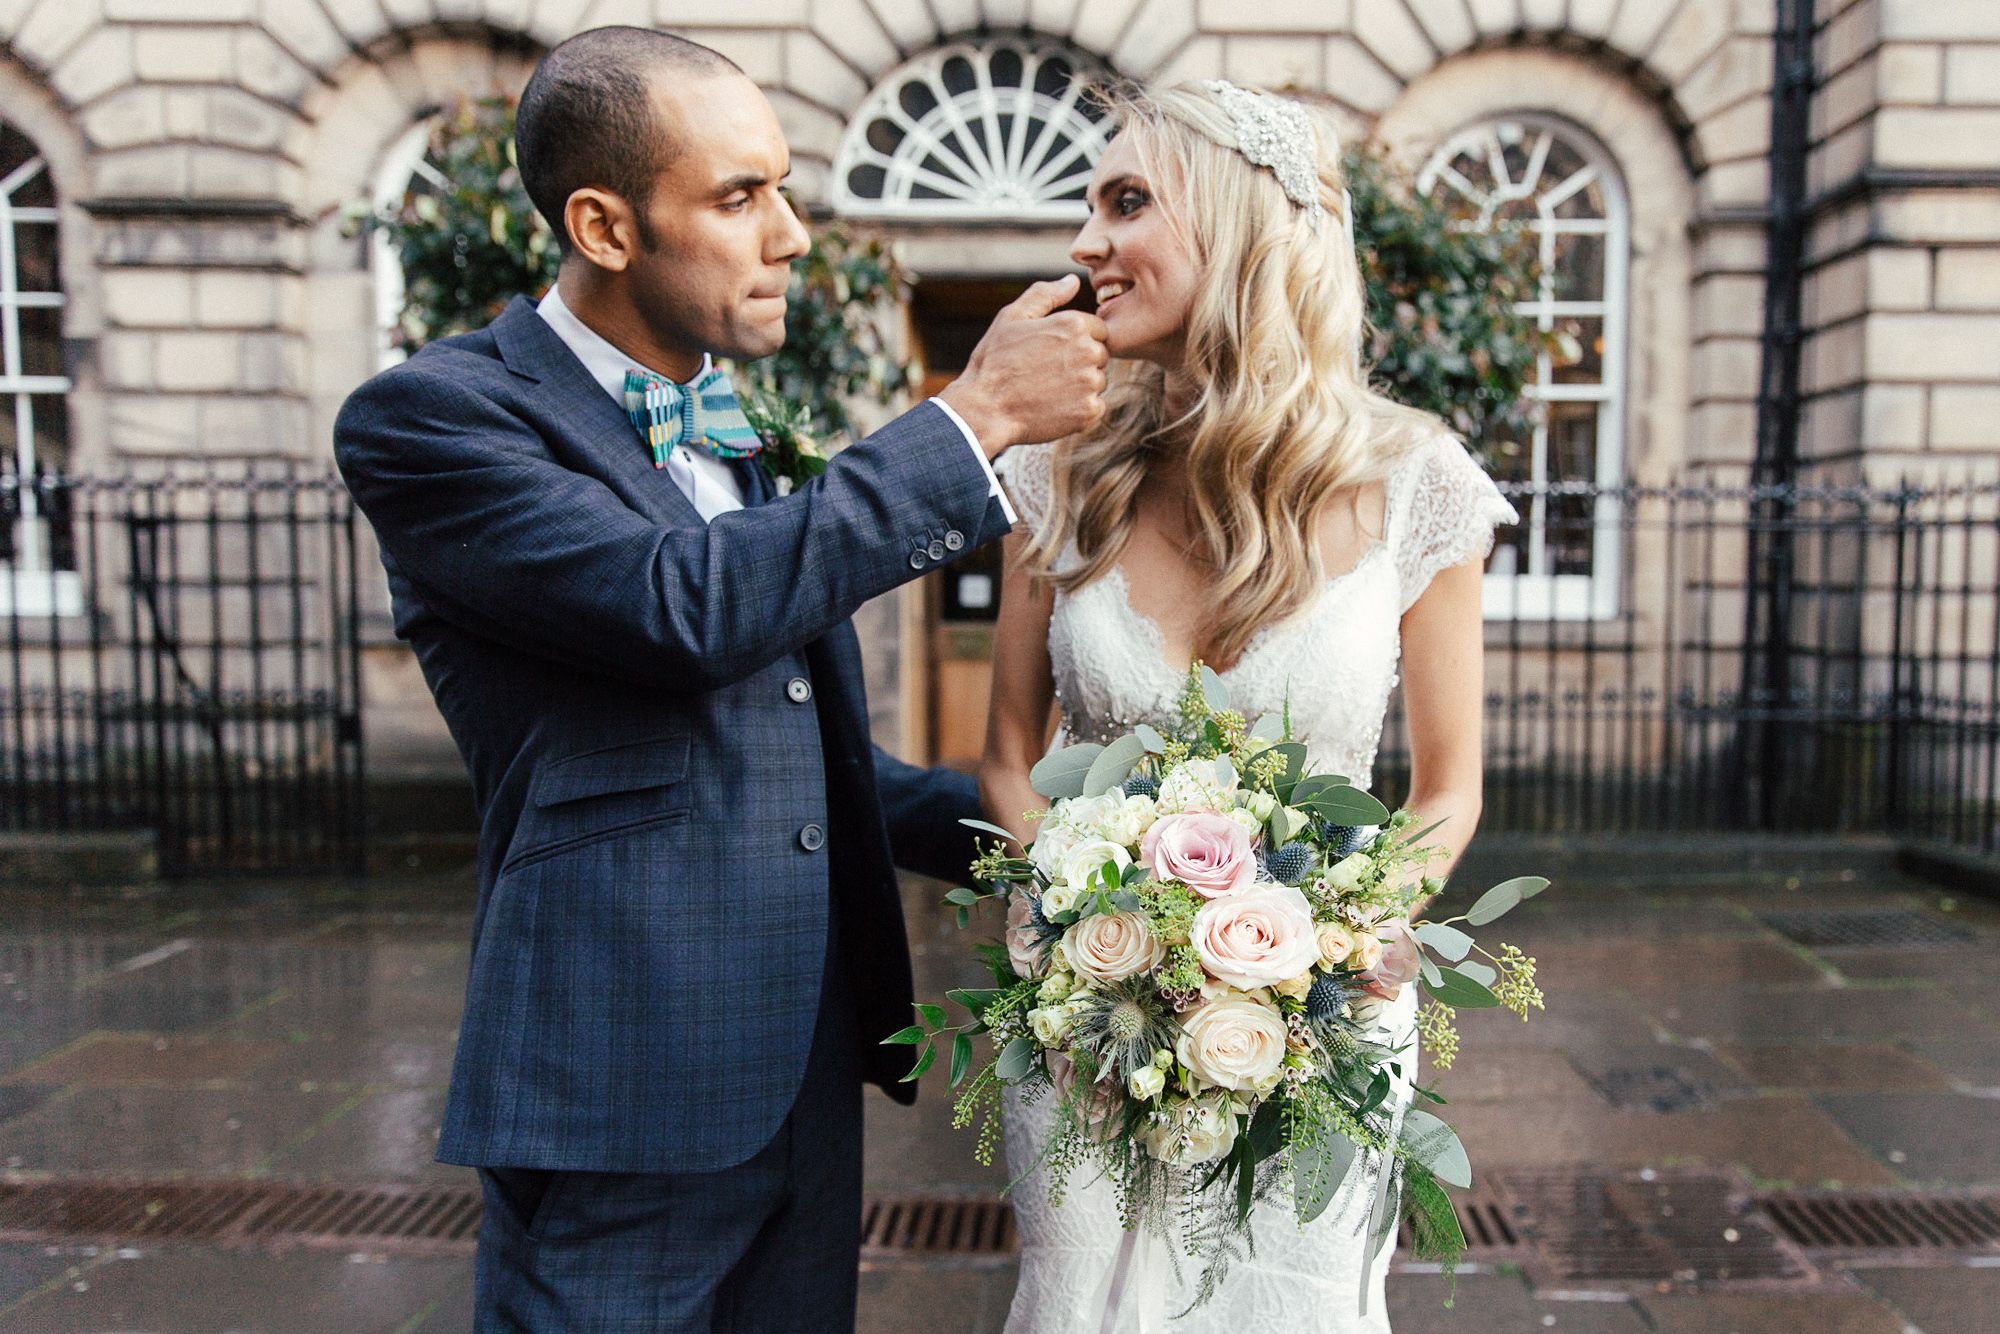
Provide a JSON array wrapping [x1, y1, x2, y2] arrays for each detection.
[[738, 387, 828, 498]]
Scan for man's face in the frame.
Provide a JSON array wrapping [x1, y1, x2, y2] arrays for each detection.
[[626, 72, 810, 364]]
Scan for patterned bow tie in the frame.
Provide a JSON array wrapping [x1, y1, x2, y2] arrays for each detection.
[[623, 366, 762, 468]]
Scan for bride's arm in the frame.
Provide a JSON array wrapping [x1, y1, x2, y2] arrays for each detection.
[[979, 531, 1059, 850], [1397, 554, 1488, 919]]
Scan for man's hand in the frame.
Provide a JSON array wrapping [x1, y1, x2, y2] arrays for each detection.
[[938, 274, 1109, 458]]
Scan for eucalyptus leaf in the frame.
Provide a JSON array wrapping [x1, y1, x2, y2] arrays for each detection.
[[958, 818, 1022, 843], [1133, 723, 1167, 754], [1301, 786, 1391, 826], [1293, 1129, 1357, 1223], [1198, 664, 1230, 712], [1455, 959, 1497, 988], [1464, 875, 1548, 925], [1028, 743, 1104, 800], [1249, 712, 1286, 742], [1414, 921, 1475, 962], [995, 1034, 1035, 1082], [1400, 1108, 1473, 1188], [1082, 733, 1149, 797], [1269, 742, 1308, 800], [1289, 775, 1348, 806], [1417, 950, 1443, 989], [1425, 967, 1502, 1009], [943, 887, 980, 907], [1272, 804, 1310, 844], [1213, 755, 1237, 790]]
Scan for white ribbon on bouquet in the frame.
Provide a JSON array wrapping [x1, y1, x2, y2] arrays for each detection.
[[1095, 1224, 1168, 1334]]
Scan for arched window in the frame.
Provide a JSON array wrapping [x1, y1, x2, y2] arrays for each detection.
[[0, 115, 73, 615], [1418, 116, 1631, 620], [832, 37, 1110, 221], [370, 117, 449, 371]]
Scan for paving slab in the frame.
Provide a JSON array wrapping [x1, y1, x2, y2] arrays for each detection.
[[263, 1087, 472, 1187], [1718, 1042, 1955, 1093], [0, 1084, 351, 1177], [1633, 1286, 1914, 1333], [1813, 1091, 2000, 1185], [2, 1032, 289, 1086], [858, 1261, 1018, 1334], [1384, 1271, 1649, 1331], [1852, 1265, 2000, 1334]]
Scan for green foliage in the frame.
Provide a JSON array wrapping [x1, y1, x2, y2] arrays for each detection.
[[1346, 149, 1546, 459]]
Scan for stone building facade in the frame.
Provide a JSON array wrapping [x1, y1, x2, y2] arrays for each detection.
[[1, 0, 1995, 779]]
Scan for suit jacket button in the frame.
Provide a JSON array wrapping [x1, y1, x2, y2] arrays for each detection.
[[799, 824, 825, 852], [786, 676, 812, 703], [927, 539, 947, 562], [909, 550, 928, 570], [943, 530, 964, 552]]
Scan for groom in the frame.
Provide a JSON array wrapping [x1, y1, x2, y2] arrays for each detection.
[[334, 26, 1107, 1332]]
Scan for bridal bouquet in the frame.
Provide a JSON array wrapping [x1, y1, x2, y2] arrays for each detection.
[[890, 666, 1548, 1304]]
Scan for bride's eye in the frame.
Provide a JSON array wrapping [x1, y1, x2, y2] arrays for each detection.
[[1116, 188, 1148, 217]]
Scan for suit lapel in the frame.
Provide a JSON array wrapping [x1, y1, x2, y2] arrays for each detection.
[[490, 296, 707, 529]]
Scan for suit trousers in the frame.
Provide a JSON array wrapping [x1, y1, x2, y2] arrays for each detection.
[[472, 916, 865, 1332]]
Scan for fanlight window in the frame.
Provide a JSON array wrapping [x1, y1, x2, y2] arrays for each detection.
[[0, 117, 75, 616], [1418, 116, 1631, 621], [832, 38, 1110, 221]]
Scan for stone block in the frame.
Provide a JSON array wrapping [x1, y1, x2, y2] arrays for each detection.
[[1224, 35, 1322, 92], [1865, 246, 1931, 310], [94, 145, 192, 197], [1876, 188, 2000, 244], [1801, 317, 1863, 393], [1112, 0, 1196, 77], [1876, 108, 2000, 170], [926, 0, 979, 37], [1694, 273, 1764, 338], [1694, 336, 1761, 399], [682, 27, 783, 83], [1930, 385, 2000, 449], [80, 86, 167, 151], [1934, 248, 2000, 311], [107, 0, 256, 16], [783, 30, 867, 111], [765, 88, 844, 162], [1650, 0, 1732, 86], [1462, 0, 1517, 39], [163, 88, 208, 140], [523, 0, 591, 46], [199, 394, 310, 453], [1697, 95, 1770, 164], [1520, 0, 1563, 30], [1351, 0, 1435, 81], [1323, 35, 1399, 111], [1678, 37, 1773, 123], [1567, 0, 1618, 40], [811, 0, 899, 81], [1027, 0, 1079, 42], [1607, 0, 1678, 61], [155, 331, 241, 392], [1804, 250, 1866, 327], [204, 87, 299, 152], [232, 28, 313, 107], [655, 0, 807, 22], [188, 145, 297, 200], [318, 0, 394, 45], [1944, 45, 2000, 105], [982, 0, 1029, 28], [1818, 0, 1879, 79], [1195, 0, 1347, 29], [1815, 51, 1877, 140], [1155, 33, 1222, 82], [1699, 155, 1770, 211], [102, 269, 195, 328], [1865, 312, 2000, 381], [1806, 120, 1868, 200], [239, 331, 306, 391], [259, 0, 356, 75], [1071, 0, 1142, 55], [12, 0, 98, 71], [376, 0, 436, 30], [1860, 383, 1925, 447], [96, 329, 156, 390], [52, 26, 134, 106], [1877, 41, 1942, 102], [1404, 0, 1473, 52], [1878, 0, 2000, 42], [106, 390, 200, 453], [193, 270, 284, 327], [133, 27, 238, 84]]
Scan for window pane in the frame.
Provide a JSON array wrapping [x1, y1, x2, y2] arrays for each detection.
[[18, 305, 64, 378], [1552, 230, 1605, 301], [1548, 402, 1600, 576], [1551, 314, 1605, 384]]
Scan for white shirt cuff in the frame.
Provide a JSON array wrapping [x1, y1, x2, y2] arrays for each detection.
[[928, 396, 1019, 527]]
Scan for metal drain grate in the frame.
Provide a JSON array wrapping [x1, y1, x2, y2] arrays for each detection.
[[862, 1194, 1015, 1256], [0, 1180, 480, 1251], [1760, 1190, 2000, 1256], [1399, 1180, 1525, 1257], [1758, 908, 1974, 948], [1575, 1063, 1713, 1114], [1502, 1170, 1810, 1286]]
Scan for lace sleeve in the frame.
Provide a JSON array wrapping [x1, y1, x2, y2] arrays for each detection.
[[1392, 434, 1519, 615], [993, 442, 1057, 533]]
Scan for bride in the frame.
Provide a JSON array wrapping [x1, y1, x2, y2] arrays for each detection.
[[979, 80, 1517, 1331]]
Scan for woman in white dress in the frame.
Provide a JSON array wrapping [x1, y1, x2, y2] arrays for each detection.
[[979, 80, 1518, 1332]]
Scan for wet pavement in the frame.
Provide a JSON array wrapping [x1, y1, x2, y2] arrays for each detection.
[[2, 848, 1997, 1331]]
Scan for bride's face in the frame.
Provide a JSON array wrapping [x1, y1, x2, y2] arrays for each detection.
[[1070, 134, 1198, 368]]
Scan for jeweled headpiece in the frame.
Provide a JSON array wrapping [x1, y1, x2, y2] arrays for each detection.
[[1201, 79, 1326, 225]]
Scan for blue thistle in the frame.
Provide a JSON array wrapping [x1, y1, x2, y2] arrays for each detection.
[[1123, 773, 1159, 798], [1319, 822, 1366, 857], [1306, 971, 1352, 1024], [1265, 841, 1313, 884]]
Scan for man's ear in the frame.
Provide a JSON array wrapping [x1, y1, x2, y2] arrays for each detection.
[[564, 188, 637, 273]]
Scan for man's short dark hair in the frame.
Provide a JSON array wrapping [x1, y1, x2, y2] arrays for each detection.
[[515, 27, 742, 253]]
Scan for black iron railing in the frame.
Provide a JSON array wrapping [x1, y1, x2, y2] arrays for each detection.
[[1377, 478, 2000, 858], [1, 468, 365, 874]]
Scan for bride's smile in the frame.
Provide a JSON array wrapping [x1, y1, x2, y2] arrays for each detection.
[[1071, 133, 1198, 366]]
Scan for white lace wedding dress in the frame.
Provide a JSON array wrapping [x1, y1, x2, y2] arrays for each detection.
[[991, 434, 1517, 1333]]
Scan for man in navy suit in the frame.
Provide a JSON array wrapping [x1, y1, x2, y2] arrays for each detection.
[[333, 26, 1107, 1331]]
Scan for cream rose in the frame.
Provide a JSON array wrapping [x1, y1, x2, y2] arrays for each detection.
[[1061, 911, 1166, 984], [1190, 884, 1320, 990], [1316, 921, 1358, 968], [1323, 850, 1371, 893], [1350, 928, 1386, 973], [1175, 995, 1288, 1093], [1041, 884, 1079, 917], [1273, 970, 1314, 1001], [1140, 1094, 1240, 1165], [1129, 1064, 1166, 1101], [1057, 838, 1132, 891]]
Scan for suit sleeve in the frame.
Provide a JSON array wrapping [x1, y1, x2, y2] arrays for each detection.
[[871, 744, 982, 884], [335, 366, 1010, 693]]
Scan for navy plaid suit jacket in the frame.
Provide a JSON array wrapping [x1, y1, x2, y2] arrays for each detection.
[[334, 297, 1012, 1174]]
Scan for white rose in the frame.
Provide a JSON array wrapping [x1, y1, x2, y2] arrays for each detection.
[[1057, 838, 1133, 892], [1324, 851, 1371, 893], [1041, 884, 1079, 917], [1030, 823, 1083, 879], [1237, 790, 1278, 822], [1129, 1064, 1166, 1101], [1174, 995, 1288, 1093], [1029, 1006, 1071, 1046], [1141, 1094, 1240, 1165], [1099, 793, 1158, 847], [1157, 762, 1229, 814], [1226, 807, 1265, 838], [1061, 911, 1167, 984], [1190, 884, 1321, 991], [1037, 969, 1075, 1004], [1058, 792, 1125, 836]]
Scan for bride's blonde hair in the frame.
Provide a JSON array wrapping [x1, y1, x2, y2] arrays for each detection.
[[1025, 81, 1446, 665]]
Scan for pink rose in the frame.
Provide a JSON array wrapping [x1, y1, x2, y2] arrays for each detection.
[[1142, 812, 1256, 899], [1358, 919, 1421, 1000], [1190, 885, 1320, 991], [1006, 893, 1050, 979], [1047, 1052, 1121, 1129]]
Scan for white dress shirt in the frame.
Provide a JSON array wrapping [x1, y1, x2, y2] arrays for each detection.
[[536, 286, 1015, 525]]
